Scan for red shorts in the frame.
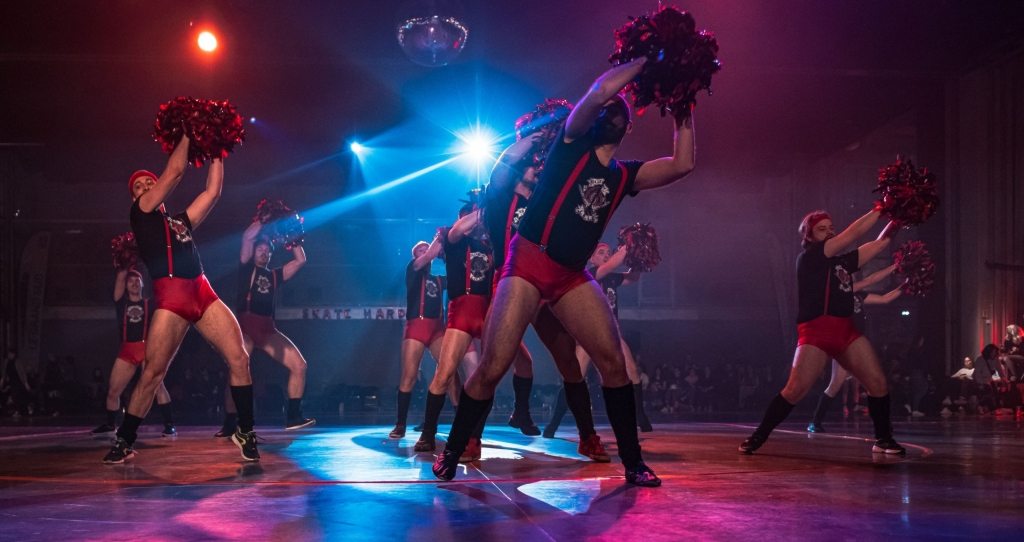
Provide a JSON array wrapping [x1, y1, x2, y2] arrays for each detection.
[[797, 315, 864, 359], [447, 294, 489, 339], [153, 274, 220, 323], [117, 341, 146, 366], [239, 312, 277, 348], [502, 234, 593, 303], [404, 317, 445, 346]]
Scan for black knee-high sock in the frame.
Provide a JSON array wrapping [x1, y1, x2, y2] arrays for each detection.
[[445, 388, 491, 457], [548, 386, 569, 432], [471, 398, 494, 440], [396, 391, 412, 426], [422, 392, 446, 436], [512, 375, 532, 415], [633, 383, 650, 422], [116, 414, 143, 446], [602, 384, 642, 467], [106, 408, 118, 427], [754, 394, 795, 439], [222, 412, 238, 432], [287, 398, 303, 421], [158, 402, 173, 425], [564, 381, 595, 439], [867, 394, 893, 440], [811, 393, 834, 426], [230, 385, 255, 433]]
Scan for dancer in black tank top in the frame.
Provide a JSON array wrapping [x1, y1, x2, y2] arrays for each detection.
[[741, 209, 906, 456], [388, 234, 447, 439], [485, 134, 610, 461], [91, 268, 175, 437], [104, 135, 260, 465], [434, 58, 695, 487], [808, 265, 904, 433], [217, 221, 311, 437], [558, 242, 653, 434]]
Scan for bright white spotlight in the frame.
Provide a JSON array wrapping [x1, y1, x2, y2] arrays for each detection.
[[457, 127, 498, 164], [198, 31, 218, 52], [350, 142, 365, 155]]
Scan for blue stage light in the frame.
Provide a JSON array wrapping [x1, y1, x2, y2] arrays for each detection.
[[456, 127, 498, 164], [350, 142, 366, 156]]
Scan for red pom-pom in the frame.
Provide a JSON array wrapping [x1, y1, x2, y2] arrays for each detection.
[[617, 223, 661, 272], [893, 240, 935, 297], [152, 97, 245, 167], [609, 6, 721, 124], [254, 198, 293, 224], [873, 156, 939, 226], [111, 232, 140, 271], [514, 99, 573, 173], [253, 199, 304, 250]]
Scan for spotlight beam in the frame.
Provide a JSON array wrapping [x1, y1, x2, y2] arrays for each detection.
[[303, 155, 460, 229]]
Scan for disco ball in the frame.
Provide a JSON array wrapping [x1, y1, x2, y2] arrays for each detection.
[[396, 1, 468, 67]]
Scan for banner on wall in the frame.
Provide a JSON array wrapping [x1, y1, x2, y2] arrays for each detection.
[[18, 232, 51, 371], [276, 307, 409, 320]]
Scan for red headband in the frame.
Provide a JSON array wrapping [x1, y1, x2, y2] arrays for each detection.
[[128, 170, 158, 195], [807, 214, 832, 232]]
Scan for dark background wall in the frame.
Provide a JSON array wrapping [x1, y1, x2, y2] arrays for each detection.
[[3, 1, 1024, 394]]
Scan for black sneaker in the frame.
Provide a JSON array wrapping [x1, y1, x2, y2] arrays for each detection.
[[807, 423, 825, 433], [872, 438, 907, 454], [231, 430, 261, 461], [161, 424, 177, 437], [739, 434, 766, 454], [389, 424, 406, 439], [414, 434, 436, 452], [413, 423, 425, 432], [508, 411, 541, 436], [625, 460, 661, 487], [542, 425, 557, 439], [639, 418, 654, 433], [286, 418, 316, 430], [91, 424, 116, 435], [432, 449, 460, 481], [103, 437, 136, 464]]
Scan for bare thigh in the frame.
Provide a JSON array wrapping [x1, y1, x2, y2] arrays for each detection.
[[465, 277, 539, 399], [125, 309, 189, 417], [780, 345, 830, 403], [532, 304, 583, 383], [429, 328, 474, 395], [824, 359, 849, 397], [399, 339, 427, 393], [834, 337, 888, 397], [550, 281, 628, 388], [194, 300, 251, 386]]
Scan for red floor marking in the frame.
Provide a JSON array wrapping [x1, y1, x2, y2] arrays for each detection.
[[719, 422, 934, 458]]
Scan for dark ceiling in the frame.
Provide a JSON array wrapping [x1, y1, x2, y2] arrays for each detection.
[[2, 0, 1023, 189]]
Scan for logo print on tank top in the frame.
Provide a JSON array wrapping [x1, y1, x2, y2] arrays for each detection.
[[166, 216, 192, 243], [425, 280, 439, 298], [469, 252, 491, 282], [853, 295, 863, 314], [605, 288, 617, 309], [255, 274, 272, 294], [575, 178, 611, 223], [126, 305, 144, 323], [833, 265, 852, 293], [512, 207, 526, 229]]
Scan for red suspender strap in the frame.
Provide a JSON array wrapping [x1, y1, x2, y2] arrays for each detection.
[[418, 275, 426, 318], [540, 152, 591, 250], [142, 299, 148, 339], [465, 245, 472, 295], [504, 194, 519, 258], [162, 215, 174, 278], [122, 303, 127, 342], [608, 164, 629, 215], [823, 270, 831, 316], [246, 267, 256, 312]]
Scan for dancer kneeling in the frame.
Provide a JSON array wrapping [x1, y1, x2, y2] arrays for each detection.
[[741, 209, 904, 455]]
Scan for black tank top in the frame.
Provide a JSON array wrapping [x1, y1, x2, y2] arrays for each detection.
[[130, 200, 204, 279]]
